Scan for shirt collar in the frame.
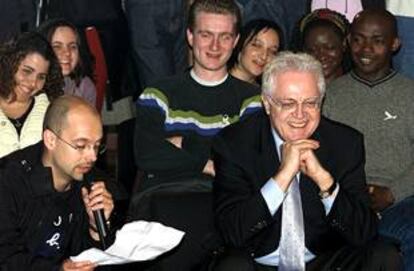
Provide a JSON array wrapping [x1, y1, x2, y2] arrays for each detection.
[[270, 127, 284, 160], [190, 68, 229, 87]]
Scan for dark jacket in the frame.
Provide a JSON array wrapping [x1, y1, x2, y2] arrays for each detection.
[[213, 111, 378, 258], [0, 143, 101, 270]]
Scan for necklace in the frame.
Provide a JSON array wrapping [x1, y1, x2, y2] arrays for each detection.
[[10, 118, 22, 128], [5, 99, 35, 130]]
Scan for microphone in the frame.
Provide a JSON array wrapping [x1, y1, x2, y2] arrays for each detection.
[[83, 169, 108, 249]]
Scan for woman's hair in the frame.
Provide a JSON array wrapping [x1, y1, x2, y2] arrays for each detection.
[[0, 31, 63, 101], [37, 18, 94, 86], [228, 19, 284, 70]]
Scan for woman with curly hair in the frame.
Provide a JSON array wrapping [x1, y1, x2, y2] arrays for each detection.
[[228, 19, 283, 85], [0, 31, 63, 158], [38, 19, 96, 106]]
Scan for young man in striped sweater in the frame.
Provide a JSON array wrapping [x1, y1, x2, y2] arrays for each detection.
[[134, 0, 262, 190]]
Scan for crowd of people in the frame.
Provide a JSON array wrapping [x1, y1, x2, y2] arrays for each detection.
[[0, 0, 413, 270]]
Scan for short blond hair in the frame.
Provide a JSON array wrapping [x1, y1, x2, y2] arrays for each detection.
[[187, 0, 241, 34]]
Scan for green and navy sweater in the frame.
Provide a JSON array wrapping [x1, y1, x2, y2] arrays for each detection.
[[134, 71, 262, 186], [323, 70, 414, 201]]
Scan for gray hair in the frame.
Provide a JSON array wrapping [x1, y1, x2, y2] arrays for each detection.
[[261, 51, 326, 97]]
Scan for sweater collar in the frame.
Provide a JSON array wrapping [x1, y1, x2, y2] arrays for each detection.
[[350, 70, 397, 87]]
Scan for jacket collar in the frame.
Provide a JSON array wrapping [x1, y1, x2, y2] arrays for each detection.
[[256, 112, 279, 179], [12, 142, 76, 197]]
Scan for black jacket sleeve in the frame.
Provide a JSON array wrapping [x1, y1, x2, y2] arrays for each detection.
[[322, 131, 378, 246]]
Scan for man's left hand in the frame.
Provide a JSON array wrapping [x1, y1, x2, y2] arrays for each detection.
[[166, 136, 183, 149], [81, 181, 114, 238], [299, 148, 334, 191], [61, 259, 96, 271]]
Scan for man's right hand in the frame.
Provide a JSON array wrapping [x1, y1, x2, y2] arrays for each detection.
[[368, 184, 395, 212], [61, 259, 96, 271]]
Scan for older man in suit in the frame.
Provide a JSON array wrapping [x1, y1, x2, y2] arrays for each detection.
[[212, 52, 401, 271]]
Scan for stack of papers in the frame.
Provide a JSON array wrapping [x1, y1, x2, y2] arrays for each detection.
[[71, 221, 185, 265]]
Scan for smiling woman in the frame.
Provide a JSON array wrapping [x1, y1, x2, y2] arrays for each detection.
[[229, 19, 283, 85], [38, 19, 97, 107], [0, 32, 63, 158], [297, 9, 350, 84]]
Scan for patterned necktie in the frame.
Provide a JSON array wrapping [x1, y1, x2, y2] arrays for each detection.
[[278, 176, 305, 271]]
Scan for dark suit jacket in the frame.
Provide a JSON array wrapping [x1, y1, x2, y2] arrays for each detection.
[[212, 110, 378, 258]]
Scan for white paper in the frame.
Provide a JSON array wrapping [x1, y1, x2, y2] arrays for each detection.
[[71, 221, 185, 266]]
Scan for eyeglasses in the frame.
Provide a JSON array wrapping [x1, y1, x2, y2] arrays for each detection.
[[47, 128, 106, 155], [266, 95, 322, 112]]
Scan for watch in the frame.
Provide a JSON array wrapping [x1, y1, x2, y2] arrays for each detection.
[[319, 182, 337, 199]]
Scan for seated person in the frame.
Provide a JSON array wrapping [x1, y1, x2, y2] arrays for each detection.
[[323, 8, 414, 270], [299, 8, 350, 84], [228, 19, 283, 85], [38, 19, 97, 106], [134, 0, 262, 191], [0, 95, 114, 270], [212, 52, 402, 271], [0, 32, 63, 158]]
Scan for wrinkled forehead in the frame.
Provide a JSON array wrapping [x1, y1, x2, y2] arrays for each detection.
[[272, 71, 321, 96]]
